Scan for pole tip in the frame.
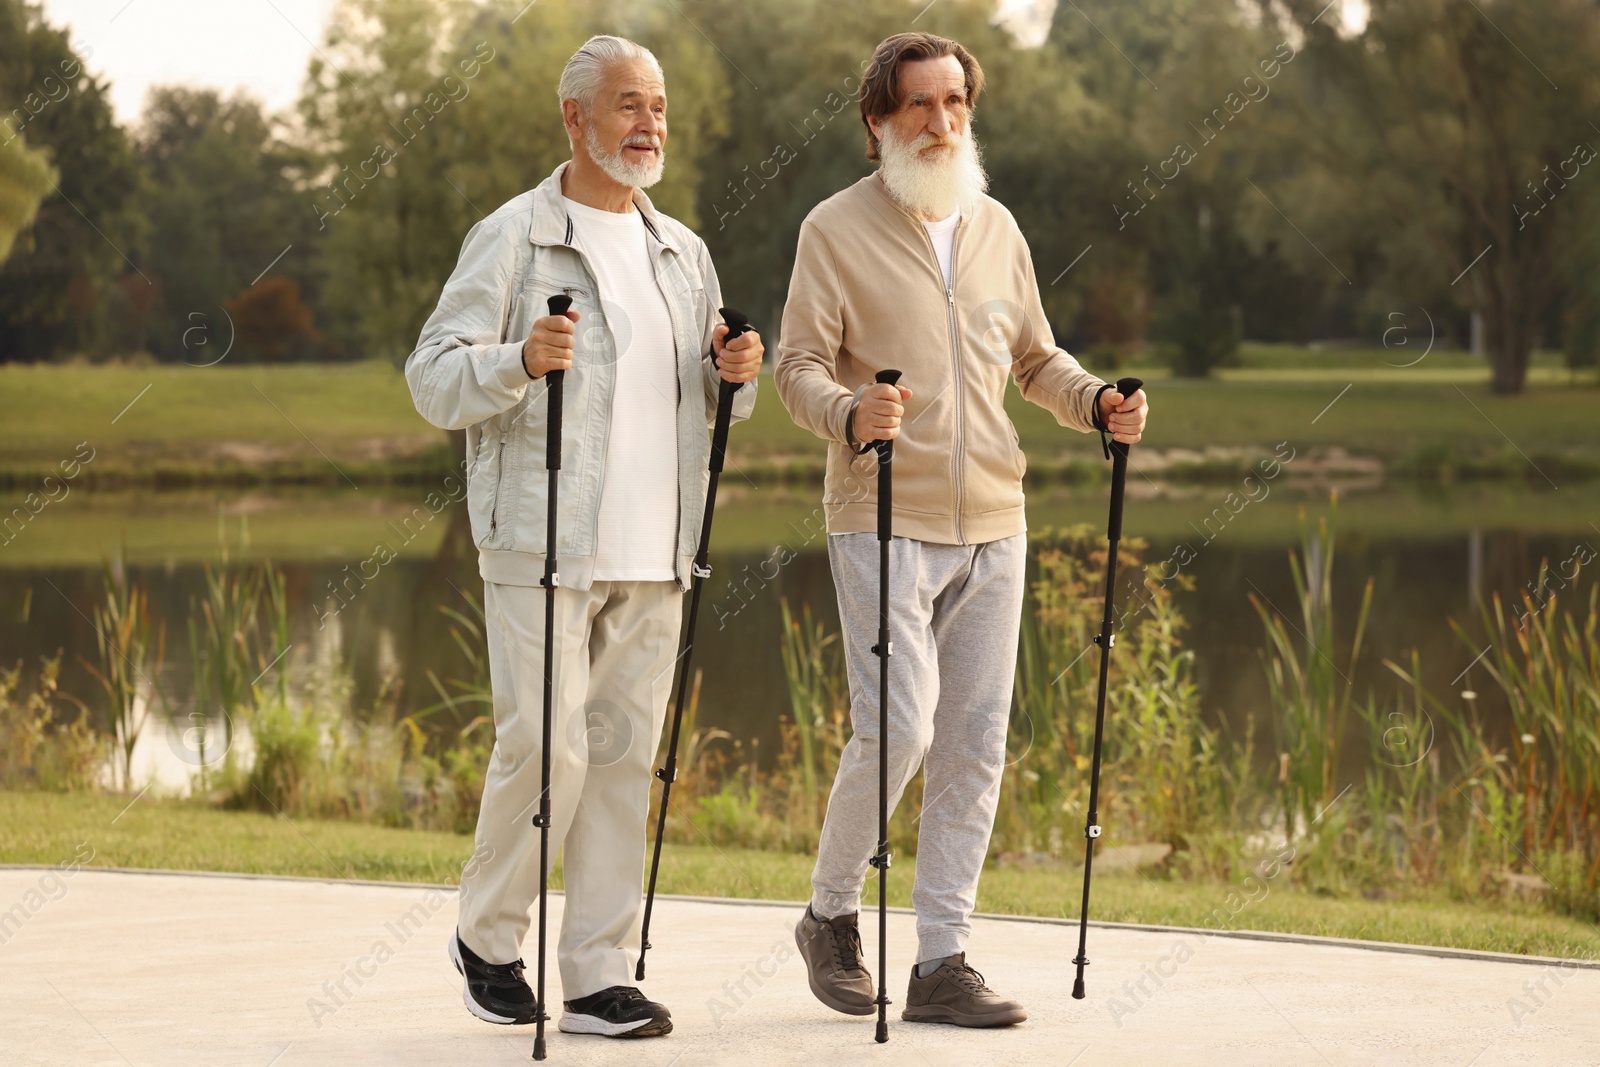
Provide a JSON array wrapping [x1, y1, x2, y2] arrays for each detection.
[[533, 1036, 547, 1059], [635, 959, 646, 982], [1071, 978, 1086, 1000], [875, 1021, 889, 1043]]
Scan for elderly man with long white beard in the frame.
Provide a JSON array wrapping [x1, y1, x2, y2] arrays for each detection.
[[406, 35, 761, 1041], [775, 32, 1149, 1029]]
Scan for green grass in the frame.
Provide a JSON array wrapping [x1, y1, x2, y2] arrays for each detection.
[[1, 356, 1597, 488], [0, 361, 443, 486], [1004, 373, 1600, 471], [0, 361, 426, 457], [0, 488, 454, 567], [3, 791, 1594, 959]]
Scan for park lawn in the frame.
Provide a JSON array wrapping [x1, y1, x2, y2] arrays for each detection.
[[3, 791, 1595, 961], [1004, 373, 1600, 472], [1, 356, 1597, 487], [0, 362, 441, 481]]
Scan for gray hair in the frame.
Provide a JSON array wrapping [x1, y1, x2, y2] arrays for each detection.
[[557, 35, 663, 111]]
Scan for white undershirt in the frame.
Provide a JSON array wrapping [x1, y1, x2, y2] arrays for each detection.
[[923, 209, 960, 288], [563, 196, 678, 582]]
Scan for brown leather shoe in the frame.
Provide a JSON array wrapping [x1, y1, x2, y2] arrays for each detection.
[[794, 905, 876, 1016], [902, 953, 1027, 1027]]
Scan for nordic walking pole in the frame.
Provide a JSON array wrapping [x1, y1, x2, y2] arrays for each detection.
[[869, 368, 902, 1044], [1071, 375, 1144, 1002], [636, 307, 753, 981], [532, 294, 572, 1061]]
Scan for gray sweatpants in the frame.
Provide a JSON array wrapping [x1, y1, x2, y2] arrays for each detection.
[[810, 531, 1026, 963]]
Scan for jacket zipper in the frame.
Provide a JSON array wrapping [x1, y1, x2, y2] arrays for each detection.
[[489, 434, 504, 539], [926, 220, 966, 545]]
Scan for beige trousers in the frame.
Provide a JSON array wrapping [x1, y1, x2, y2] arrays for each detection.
[[457, 578, 683, 999]]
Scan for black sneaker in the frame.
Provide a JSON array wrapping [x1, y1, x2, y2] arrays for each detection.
[[449, 930, 540, 1025], [558, 986, 672, 1038]]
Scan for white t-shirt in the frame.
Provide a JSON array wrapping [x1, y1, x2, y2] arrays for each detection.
[[562, 196, 678, 582], [923, 209, 960, 288]]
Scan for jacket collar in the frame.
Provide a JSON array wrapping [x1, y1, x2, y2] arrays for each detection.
[[863, 167, 975, 232], [528, 159, 678, 251]]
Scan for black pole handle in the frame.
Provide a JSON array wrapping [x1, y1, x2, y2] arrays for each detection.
[[1104, 376, 1142, 541], [873, 369, 902, 541], [708, 307, 751, 475], [1107, 376, 1144, 460], [719, 305, 752, 343], [544, 295, 572, 472]]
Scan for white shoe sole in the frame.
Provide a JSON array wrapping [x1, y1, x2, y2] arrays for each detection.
[[558, 1011, 662, 1036], [448, 933, 527, 1025]]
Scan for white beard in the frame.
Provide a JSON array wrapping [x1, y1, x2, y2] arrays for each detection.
[[584, 124, 665, 189], [877, 124, 989, 219]]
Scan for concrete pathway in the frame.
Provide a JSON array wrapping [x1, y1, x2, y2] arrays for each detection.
[[0, 867, 1595, 1066]]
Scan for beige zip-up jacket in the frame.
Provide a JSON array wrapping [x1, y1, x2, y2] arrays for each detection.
[[774, 170, 1106, 545]]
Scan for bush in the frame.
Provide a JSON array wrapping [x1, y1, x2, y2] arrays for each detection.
[[0, 655, 105, 792]]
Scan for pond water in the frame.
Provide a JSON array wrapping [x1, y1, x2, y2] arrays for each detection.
[[2, 481, 1597, 794]]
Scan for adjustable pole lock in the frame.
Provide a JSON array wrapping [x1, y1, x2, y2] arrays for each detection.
[[655, 766, 677, 783], [532, 814, 551, 828], [1093, 633, 1115, 648], [871, 641, 893, 657], [869, 851, 893, 871], [692, 562, 712, 579], [1086, 824, 1102, 839]]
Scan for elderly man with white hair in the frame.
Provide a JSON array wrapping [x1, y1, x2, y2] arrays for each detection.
[[776, 32, 1148, 1029], [406, 35, 762, 1040]]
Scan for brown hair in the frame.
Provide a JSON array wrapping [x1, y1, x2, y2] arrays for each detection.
[[858, 32, 985, 161]]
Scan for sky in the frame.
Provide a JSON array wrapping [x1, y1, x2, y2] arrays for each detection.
[[37, 0, 339, 124]]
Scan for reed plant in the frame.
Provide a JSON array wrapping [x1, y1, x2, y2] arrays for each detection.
[[83, 560, 163, 790], [777, 598, 848, 824], [186, 549, 264, 781], [1455, 579, 1600, 916], [1250, 506, 1373, 843]]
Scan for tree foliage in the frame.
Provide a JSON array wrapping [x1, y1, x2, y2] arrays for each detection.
[[0, 0, 1596, 392], [0, 0, 143, 362]]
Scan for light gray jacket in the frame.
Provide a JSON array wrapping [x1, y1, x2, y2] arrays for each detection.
[[405, 160, 757, 590]]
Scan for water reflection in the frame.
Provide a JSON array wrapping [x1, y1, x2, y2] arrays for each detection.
[[0, 487, 1592, 793]]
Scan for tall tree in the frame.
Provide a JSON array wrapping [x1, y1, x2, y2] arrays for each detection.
[[134, 87, 319, 360], [1278, 0, 1600, 393], [0, 0, 144, 362]]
